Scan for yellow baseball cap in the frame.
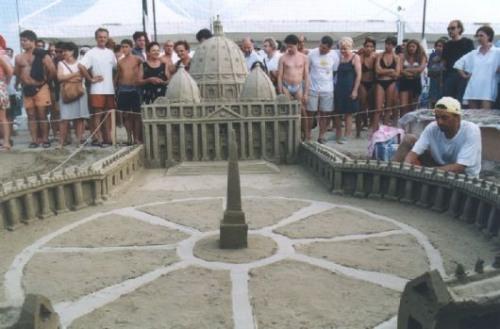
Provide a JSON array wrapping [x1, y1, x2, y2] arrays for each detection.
[[434, 97, 462, 116]]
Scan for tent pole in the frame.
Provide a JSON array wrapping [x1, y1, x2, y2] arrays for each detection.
[[421, 0, 427, 40], [142, 0, 147, 33], [152, 0, 157, 41], [15, 0, 22, 50]]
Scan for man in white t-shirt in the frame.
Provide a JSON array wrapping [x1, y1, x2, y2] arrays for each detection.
[[307, 36, 339, 143], [262, 37, 281, 87], [79, 27, 117, 146], [395, 97, 481, 176]]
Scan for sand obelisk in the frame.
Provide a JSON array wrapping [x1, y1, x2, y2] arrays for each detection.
[[219, 129, 248, 249]]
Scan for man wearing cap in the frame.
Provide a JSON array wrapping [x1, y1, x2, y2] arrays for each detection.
[[394, 97, 481, 177]]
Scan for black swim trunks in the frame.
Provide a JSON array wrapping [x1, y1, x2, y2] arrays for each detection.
[[116, 85, 141, 113]]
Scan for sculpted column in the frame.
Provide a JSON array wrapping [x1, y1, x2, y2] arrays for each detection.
[[219, 129, 248, 249]]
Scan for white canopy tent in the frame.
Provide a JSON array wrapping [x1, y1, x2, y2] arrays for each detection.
[[401, 0, 500, 36], [15, 0, 500, 44], [20, 0, 192, 38]]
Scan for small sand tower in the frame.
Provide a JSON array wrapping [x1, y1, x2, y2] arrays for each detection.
[[219, 129, 248, 249]]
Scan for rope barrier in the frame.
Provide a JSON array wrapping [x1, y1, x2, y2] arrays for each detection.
[[1, 100, 423, 125], [48, 110, 112, 174], [306, 100, 422, 119], [0, 108, 140, 125]]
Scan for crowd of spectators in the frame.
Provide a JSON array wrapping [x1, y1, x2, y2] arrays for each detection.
[[0, 19, 498, 151]]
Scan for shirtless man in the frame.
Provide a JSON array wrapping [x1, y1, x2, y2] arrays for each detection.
[[115, 39, 143, 144], [15, 30, 56, 148], [277, 34, 309, 139], [79, 28, 117, 146]]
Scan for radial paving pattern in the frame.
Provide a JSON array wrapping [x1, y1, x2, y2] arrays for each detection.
[[4, 196, 447, 329]]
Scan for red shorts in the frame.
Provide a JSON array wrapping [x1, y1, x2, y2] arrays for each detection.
[[90, 94, 115, 110]]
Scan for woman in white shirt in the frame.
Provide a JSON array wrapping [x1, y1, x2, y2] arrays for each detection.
[[454, 25, 500, 109]]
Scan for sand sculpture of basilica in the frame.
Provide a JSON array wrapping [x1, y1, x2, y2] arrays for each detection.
[[142, 18, 301, 167]]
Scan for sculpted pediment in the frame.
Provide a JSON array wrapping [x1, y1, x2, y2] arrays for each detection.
[[206, 106, 245, 119]]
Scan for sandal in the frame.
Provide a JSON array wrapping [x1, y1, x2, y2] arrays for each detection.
[[91, 141, 103, 147], [29, 142, 39, 149]]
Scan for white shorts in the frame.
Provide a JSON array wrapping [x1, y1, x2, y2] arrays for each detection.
[[307, 91, 334, 112]]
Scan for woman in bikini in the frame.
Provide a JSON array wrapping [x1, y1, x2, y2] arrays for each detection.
[[398, 39, 427, 117], [374, 36, 400, 131], [357, 37, 376, 137]]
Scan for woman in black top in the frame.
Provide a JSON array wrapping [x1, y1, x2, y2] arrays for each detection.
[[142, 42, 168, 104]]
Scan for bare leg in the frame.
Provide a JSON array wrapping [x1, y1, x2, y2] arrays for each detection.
[[26, 107, 39, 144], [0, 110, 11, 149], [345, 113, 353, 138], [102, 109, 113, 144], [123, 112, 132, 143], [399, 90, 410, 118], [133, 115, 143, 144], [35, 107, 50, 144], [373, 84, 385, 132], [92, 109, 104, 143], [357, 84, 368, 137], [59, 120, 68, 148], [304, 111, 315, 142], [88, 110, 95, 140], [318, 111, 329, 140], [387, 83, 399, 126], [335, 115, 343, 142], [75, 119, 85, 143]]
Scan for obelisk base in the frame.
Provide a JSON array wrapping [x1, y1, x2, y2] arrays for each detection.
[[220, 223, 248, 249]]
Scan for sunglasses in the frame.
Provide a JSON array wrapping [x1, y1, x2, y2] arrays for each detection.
[[447, 26, 458, 31]]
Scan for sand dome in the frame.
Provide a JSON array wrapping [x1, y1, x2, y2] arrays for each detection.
[[189, 18, 248, 101], [165, 65, 201, 104], [240, 64, 277, 102]]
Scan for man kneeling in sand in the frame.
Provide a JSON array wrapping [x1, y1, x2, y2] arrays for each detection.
[[393, 97, 481, 177], [277, 34, 309, 140]]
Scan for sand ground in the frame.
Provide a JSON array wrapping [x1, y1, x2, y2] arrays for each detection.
[[0, 163, 499, 329]]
